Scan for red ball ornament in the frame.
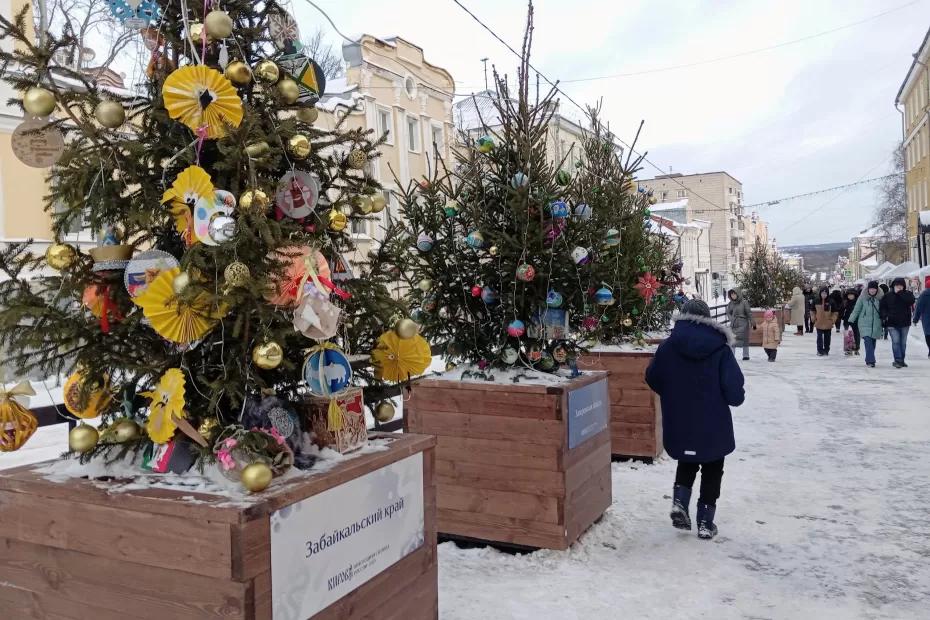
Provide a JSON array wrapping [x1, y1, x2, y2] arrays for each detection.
[[470, 285, 482, 297]]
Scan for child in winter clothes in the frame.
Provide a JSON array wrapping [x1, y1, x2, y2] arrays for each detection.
[[645, 299, 745, 540], [811, 287, 838, 356], [761, 309, 781, 361]]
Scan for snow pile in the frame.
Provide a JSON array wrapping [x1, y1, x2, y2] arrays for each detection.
[[434, 364, 592, 386]]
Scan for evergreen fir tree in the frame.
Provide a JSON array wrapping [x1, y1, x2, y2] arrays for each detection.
[[0, 3, 405, 470], [736, 240, 804, 307]]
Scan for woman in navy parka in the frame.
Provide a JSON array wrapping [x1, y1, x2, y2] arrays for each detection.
[[646, 299, 746, 540]]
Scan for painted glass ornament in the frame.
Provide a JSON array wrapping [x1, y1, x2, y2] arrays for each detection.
[[574, 203, 592, 220], [549, 200, 570, 218], [571, 246, 590, 265], [465, 230, 485, 248], [605, 228, 621, 247], [526, 346, 543, 362], [594, 287, 615, 306], [416, 233, 434, 252], [556, 169, 572, 185], [302, 346, 353, 396], [275, 171, 319, 220], [582, 316, 599, 332], [510, 172, 529, 188], [515, 263, 536, 282], [480, 287, 499, 305], [552, 345, 568, 363], [470, 285, 482, 297], [476, 135, 495, 153], [443, 201, 460, 217], [106, 0, 161, 27], [500, 347, 519, 364], [507, 320, 526, 338], [546, 290, 564, 308], [544, 219, 566, 244], [536, 352, 556, 371]]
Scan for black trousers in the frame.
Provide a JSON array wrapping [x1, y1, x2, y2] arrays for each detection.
[[804, 312, 814, 333], [675, 458, 725, 506], [764, 348, 777, 360], [925, 333, 930, 354], [816, 328, 832, 354]]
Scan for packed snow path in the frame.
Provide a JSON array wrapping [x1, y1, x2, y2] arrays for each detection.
[[438, 329, 930, 620]]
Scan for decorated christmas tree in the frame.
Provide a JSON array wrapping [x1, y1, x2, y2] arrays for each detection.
[[384, 13, 667, 376], [567, 109, 677, 343], [0, 2, 419, 489], [736, 239, 804, 308]]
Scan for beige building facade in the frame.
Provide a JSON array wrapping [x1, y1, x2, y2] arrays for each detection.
[[639, 172, 744, 292], [743, 212, 769, 253], [896, 27, 930, 265], [316, 34, 455, 259]]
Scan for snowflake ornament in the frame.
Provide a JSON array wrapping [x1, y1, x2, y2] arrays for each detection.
[[635, 272, 661, 304], [107, 0, 161, 27]]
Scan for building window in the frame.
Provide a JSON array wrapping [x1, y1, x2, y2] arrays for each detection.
[[431, 124, 444, 156], [54, 200, 88, 237], [728, 187, 733, 194], [377, 106, 393, 145], [677, 190, 686, 198], [406, 116, 420, 152], [351, 216, 368, 236], [660, 191, 668, 201], [404, 75, 417, 99]]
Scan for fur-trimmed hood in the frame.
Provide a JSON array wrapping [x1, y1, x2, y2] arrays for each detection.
[[669, 313, 735, 359]]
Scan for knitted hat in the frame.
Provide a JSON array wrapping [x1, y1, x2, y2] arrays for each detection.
[[681, 298, 711, 317], [764, 309, 775, 320], [867, 280, 879, 290]]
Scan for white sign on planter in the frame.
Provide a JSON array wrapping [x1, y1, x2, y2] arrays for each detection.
[[270, 452, 425, 619]]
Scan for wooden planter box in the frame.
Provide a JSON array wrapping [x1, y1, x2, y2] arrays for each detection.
[[405, 372, 612, 550], [0, 432, 437, 620], [748, 308, 786, 346], [578, 350, 663, 459]]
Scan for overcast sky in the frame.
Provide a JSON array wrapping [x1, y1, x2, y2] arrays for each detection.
[[292, 0, 929, 247]]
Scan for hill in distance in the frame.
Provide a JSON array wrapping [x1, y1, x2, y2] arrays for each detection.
[[780, 242, 849, 275]]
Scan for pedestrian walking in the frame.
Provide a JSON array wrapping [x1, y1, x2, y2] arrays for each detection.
[[761, 309, 781, 361], [913, 275, 930, 358], [812, 287, 838, 356], [787, 286, 806, 336], [830, 290, 844, 333], [848, 281, 883, 368], [841, 288, 861, 355], [879, 284, 890, 339], [645, 299, 745, 541], [803, 286, 816, 333], [881, 277, 916, 368], [726, 289, 756, 361]]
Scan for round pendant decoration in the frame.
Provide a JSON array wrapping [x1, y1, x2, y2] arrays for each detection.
[[571, 246, 590, 265], [302, 346, 353, 397], [11, 120, 64, 168], [275, 170, 319, 219], [605, 228, 621, 247], [194, 190, 236, 245], [416, 233, 434, 252], [124, 250, 180, 298], [480, 287, 499, 305], [516, 263, 536, 282], [268, 9, 301, 51], [594, 287, 615, 305], [546, 290, 564, 308], [549, 200, 570, 218], [574, 203, 592, 220], [507, 320, 526, 338], [466, 231, 485, 249]]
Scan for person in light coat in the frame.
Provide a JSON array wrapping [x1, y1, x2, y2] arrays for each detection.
[[787, 286, 806, 336], [848, 281, 883, 368], [726, 289, 756, 361], [913, 275, 930, 358], [761, 309, 782, 361]]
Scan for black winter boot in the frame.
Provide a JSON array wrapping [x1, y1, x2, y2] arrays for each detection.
[[696, 502, 718, 540], [670, 485, 692, 530]]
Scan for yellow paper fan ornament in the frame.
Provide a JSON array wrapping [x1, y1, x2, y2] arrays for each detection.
[[371, 331, 432, 382], [135, 267, 226, 343], [141, 368, 187, 444], [162, 65, 244, 139], [162, 165, 214, 246]]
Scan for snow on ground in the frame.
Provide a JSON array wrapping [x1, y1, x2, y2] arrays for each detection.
[[438, 326, 930, 620]]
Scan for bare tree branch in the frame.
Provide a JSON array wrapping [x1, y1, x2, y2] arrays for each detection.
[[302, 28, 343, 80]]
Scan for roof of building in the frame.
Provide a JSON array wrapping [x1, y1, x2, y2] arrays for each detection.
[[317, 77, 364, 112], [453, 91, 500, 130], [896, 26, 930, 105], [640, 171, 743, 186], [649, 198, 689, 212], [853, 225, 884, 240], [646, 217, 679, 238], [859, 255, 879, 268]]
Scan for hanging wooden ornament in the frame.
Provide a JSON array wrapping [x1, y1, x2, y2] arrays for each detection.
[[268, 9, 301, 51], [274, 171, 318, 219], [162, 66, 243, 139], [124, 249, 180, 298], [63, 372, 112, 419], [194, 190, 236, 246], [11, 120, 64, 168], [0, 381, 38, 452], [302, 344, 353, 397], [278, 53, 327, 105]]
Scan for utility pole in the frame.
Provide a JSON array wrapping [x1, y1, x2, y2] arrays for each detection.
[[480, 57, 489, 91]]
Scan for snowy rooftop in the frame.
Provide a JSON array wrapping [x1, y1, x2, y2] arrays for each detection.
[[853, 225, 884, 240], [317, 77, 363, 112], [880, 261, 919, 280], [646, 219, 680, 238], [649, 199, 688, 213]]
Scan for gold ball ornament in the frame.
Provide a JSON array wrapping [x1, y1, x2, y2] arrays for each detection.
[[241, 462, 273, 493], [254, 60, 280, 84], [69, 424, 99, 454], [347, 149, 367, 170], [204, 9, 234, 39], [370, 194, 387, 214], [374, 402, 395, 423], [623, 318, 634, 327], [225, 61, 252, 86], [252, 341, 284, 370], [328, 209, 348, 232], [417, 279, 432, 292], [102, 418, 141, 443], [94, 100, 125, 128], [357, 196, 373, 215], [489, 245, 499, 256], [648, 195, 658, 205], [277, 78, 300, 105], [224, 261, 250, 287], [240, 189, 270, 213], [23, 87, 56, 117], [245, 140, 270, 158], [287, 134, 311, 159], [296, 106, 319, 124], [188, 22, 210, 44], [172, 271, 192, 295], [395, 318, 420, 339], [445, 362, 457, 372], [46, 243, 77, 270]]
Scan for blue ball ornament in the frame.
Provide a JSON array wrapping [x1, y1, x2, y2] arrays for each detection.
[[574, 203, 592, 220], [546, 290, 564, 308], [510, 172, 529, 189], [594, 287, 615, 306], [302, 347, 353, 397], [477, 135, 495, 153], [480, 286, 499, 305], [466, 230, 485, 249], [416, 232, 434, 252], [507, 320, 526, 337], [549, 200, 570, 218]]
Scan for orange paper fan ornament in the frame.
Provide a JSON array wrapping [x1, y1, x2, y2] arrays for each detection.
[[135, 267, 226, 343], [162, 65, 243, 139], [264, 246, 331, 307]]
